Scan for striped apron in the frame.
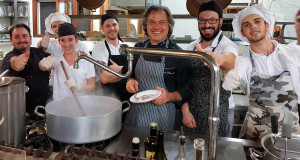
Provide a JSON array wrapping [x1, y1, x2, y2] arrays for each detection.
[[124, 40, 176, 131], [239, 52, 299, 141]]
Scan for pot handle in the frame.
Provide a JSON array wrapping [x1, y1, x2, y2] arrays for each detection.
[[34, 105, 46, 118], [121, 100, 131, 113], [248, 148, 263, 160], [25, 86, 29, 93]]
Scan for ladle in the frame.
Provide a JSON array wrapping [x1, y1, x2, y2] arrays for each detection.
[[0, 69, 9, 79]]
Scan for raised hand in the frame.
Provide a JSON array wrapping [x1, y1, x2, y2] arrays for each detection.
[[40, 30, 50, 50], [40, 54, 55, 70], [222, 58, 240, 91], [12, 50, 30, 71], [195, 43, 224, 66]]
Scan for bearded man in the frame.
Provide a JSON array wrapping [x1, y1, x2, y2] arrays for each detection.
[[182, 1, 239, 137]]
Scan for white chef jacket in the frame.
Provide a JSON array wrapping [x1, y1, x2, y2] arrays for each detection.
[[52, 55, 95, 101], [187, 31, 239, 109], [92, 40, 124, 64], [46, 39, 89, 56], [238, 40, 300, 103]]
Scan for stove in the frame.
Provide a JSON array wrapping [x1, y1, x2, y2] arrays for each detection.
[[0, 115, 135, 160]]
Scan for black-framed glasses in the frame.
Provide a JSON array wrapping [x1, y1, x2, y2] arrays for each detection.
[[197, 18, 220, 24]]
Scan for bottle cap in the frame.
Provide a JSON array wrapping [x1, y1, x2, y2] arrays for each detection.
[[132, 137, 140, 144], [150, 122, 157, 127]]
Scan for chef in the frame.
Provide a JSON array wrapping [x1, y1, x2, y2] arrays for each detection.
[[37, 12, 89, 57], [39, 23, 95, 101], [182, 1, 238, 137], [121, 5, 193, 132], [1, 23, 51, 114], [230, 4, 300, 141], [92, 13, 128, 100]]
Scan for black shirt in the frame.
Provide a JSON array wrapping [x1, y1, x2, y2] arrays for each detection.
[[1, 47, 51, 113], [121, 39, 193, 104]]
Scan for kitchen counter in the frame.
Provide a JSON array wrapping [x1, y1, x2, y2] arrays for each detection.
[[105, 125, 261, 160], [3, 125, 261, 160]]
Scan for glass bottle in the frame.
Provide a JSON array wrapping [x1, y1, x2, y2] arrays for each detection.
[[144, 122, 158, 159], [174, 136, 188, 160], [194, 138, 205, 160], [154, 129, 167, 160], [132, 137, 140, 157]]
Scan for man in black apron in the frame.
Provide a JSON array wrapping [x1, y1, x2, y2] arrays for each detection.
[[92, 13, 128, 101], [230, 4, 300, 141], [182, 1, 238, 137], [120, 5, 193, 132]]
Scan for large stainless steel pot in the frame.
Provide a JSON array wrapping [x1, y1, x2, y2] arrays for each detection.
[[261, 133, 300, 160], [35, 95, 130, 144], [0, 77, 26, 147]]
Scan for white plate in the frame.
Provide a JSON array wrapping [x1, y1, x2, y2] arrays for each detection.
[[130, 90, 162, 103]]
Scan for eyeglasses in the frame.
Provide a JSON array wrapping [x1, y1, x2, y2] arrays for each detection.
[[197, 18, 220, 24]]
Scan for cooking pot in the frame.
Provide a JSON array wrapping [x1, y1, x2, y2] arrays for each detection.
[[34, 95, 130, 144], [0, 77, 26, 147], [260, 133, 300, 160]]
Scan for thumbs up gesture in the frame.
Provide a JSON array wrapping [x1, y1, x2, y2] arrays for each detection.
[[222, 57, 240, 91], [40, 54, 55, 70], [11, 50, 30, 71], [195, 43, 224, 66], [40, 30, 50, 50]]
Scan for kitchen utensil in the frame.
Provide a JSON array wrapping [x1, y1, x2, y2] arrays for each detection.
[[0, 77, 26, 147], [60, 61, 85, 115], [130, 90, 161, 103], [34, 95, 130, 144], [186, 0, 232, 17], [261, 133, 300, 160], [76, 0, 104, 10]]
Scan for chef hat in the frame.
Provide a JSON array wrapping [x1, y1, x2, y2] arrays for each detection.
[[101, 13, 119, 26], [45, 12, 71, 34], [58, 23, 77, 37], [232, 4, 275, 43], [198, 1, 223, 18]]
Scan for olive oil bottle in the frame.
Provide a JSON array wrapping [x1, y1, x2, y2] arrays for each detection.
[[144, 122, 158, 159], [154, 129, 167, 160]]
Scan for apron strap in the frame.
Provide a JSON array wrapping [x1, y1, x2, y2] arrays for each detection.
[[104, 40, 112, 65], [193, 33, 223, 52]]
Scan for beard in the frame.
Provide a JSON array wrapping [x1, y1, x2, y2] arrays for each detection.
[[199, 25, 221, 41], [16, 42, 29, 52]]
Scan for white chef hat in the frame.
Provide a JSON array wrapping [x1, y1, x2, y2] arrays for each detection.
[[232, 4, 275, 43], [45, 12, 71, 34]]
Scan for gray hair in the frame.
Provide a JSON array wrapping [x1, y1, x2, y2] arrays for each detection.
[[142, 5, 174, 38]]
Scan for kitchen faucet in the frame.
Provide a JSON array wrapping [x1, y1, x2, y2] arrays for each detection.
[[74, 44, 221, 160]]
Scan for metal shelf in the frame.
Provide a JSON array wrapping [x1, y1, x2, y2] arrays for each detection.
[[69, 14, 195, 19], [0, 0, 14, 3]]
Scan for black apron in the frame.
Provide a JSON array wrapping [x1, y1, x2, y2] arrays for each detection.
[[96, 41, 127, 100], [184, 34, 231, 136]]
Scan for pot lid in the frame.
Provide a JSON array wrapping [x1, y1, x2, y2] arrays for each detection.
[[76, 0, 105, 10], [186, 0, 232, 17]]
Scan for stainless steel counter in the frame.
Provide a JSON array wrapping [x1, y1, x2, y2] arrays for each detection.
[[106, 125, 261, 160]]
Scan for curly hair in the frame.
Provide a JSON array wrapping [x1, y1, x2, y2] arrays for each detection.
[[142, 5, 174, 38]]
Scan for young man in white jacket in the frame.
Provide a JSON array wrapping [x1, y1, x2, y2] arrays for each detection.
[[226, 4, 300, 141]]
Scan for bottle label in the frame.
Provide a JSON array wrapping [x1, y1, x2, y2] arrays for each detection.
[[145, 151, 155, 159]]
